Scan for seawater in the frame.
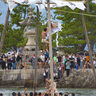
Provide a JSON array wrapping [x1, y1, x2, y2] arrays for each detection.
[[0, 88, 96, 96]]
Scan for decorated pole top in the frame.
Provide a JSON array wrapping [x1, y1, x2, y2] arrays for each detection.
[[3, 0, 86, 11]]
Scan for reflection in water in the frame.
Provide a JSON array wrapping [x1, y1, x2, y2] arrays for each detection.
[[0, 88, 96, 96]]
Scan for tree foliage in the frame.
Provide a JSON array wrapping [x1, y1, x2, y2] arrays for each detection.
[[0, 4, 46, 52], [2, 5, 30, 52], [0, 13, 1, 16], [0, 5, 29, 52], [53, 1, 96, 53]]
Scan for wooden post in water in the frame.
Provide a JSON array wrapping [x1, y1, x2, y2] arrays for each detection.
[[0, 8, 10, 56], [81, 13, 96, 81], [47, 0, 54, 96]]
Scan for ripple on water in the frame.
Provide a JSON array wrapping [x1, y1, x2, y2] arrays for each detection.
[[0, 88, 96, 96]]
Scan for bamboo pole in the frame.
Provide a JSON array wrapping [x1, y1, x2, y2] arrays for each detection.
[[0, 8, 10, 56], [36, 6, 40, 52], [34, 6, 39, 93], [47, 0, 54, 96], [81, 13, 96, 81]]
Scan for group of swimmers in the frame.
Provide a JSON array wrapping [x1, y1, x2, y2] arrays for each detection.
[[0, 92, 75, 96], [11, 92, 75, 96], [0, 79, 75, 96], [0, 91, 75, 96]]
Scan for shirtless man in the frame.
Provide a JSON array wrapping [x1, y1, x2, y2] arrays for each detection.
[[21, 88, 27, 96], [42, 28, 49, 50]]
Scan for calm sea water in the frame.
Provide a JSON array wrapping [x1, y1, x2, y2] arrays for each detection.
[[0, 88, 96, 96]]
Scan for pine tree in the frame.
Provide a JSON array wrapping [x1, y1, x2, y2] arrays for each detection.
[[53, 1, 96, 53], [0, 4, 46, 52], [0, 13, 1, 16]]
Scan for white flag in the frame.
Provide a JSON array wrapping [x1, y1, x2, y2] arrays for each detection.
[[52, 0, 85, 10], [7, 0, 86, 11]]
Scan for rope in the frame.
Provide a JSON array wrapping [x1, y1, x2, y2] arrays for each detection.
[[55, 10, 96, 17]]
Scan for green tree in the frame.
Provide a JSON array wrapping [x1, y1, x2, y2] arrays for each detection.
[[0, 8, 10, 54], [1, 5, 29, 52], [0, 13, 1, 16], [10, 5, 29, 28], [0, 4, 46, 52], [53, 1, 96, 53], [86, 2, 96, 52], [54, 8, 86, 53], [0, 24, 3, 39]]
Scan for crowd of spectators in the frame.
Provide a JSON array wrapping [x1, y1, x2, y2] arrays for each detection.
[[0, 47, 96, 79], [0, 48, 23, 70], [43, 51, 96, 80]]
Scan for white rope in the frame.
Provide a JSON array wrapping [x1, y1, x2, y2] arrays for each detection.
[[55, 10, 96, 17]]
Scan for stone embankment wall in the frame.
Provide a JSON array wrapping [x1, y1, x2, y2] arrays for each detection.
[[57, 69, 96, 88], [0, 69, 44, 88], [0, 69, 96, 88]]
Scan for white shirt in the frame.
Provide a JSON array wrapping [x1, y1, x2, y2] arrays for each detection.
[[40, 55, 45, 61]]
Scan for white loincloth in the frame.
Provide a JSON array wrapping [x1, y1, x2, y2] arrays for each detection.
[[42, 39, 46, 43]]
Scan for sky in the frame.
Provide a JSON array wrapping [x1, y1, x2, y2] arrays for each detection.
[[0, 1, 8, 24]]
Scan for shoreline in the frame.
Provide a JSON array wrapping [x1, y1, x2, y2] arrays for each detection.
[[0, 69, 96, 88]]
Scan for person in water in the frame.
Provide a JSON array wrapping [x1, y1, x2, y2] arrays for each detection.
[[12, 92, 16, 96], [71, 93, 75, 96], [0, 93, 3, 96], [59, 93, 63, 96], [30, 92, 33, 96], [20, 88, 27, 96], [45, 78, 58, 95], [64, 92, 69, 96]]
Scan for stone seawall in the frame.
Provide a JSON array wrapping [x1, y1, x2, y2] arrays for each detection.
[[57, 69, 96, 88], [0, 69, 96, 88], [0, 69, 44, 88]]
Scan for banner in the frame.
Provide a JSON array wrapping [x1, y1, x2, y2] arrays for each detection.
[[6, 0, 86, 11]]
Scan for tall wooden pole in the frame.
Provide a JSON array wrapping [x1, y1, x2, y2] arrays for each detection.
[[81, 13, 96, 81], [34, 6, 39, 93], [36, 6, 40, 52], [47, 0, 54, 96], [0, 8, 10, 56]]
